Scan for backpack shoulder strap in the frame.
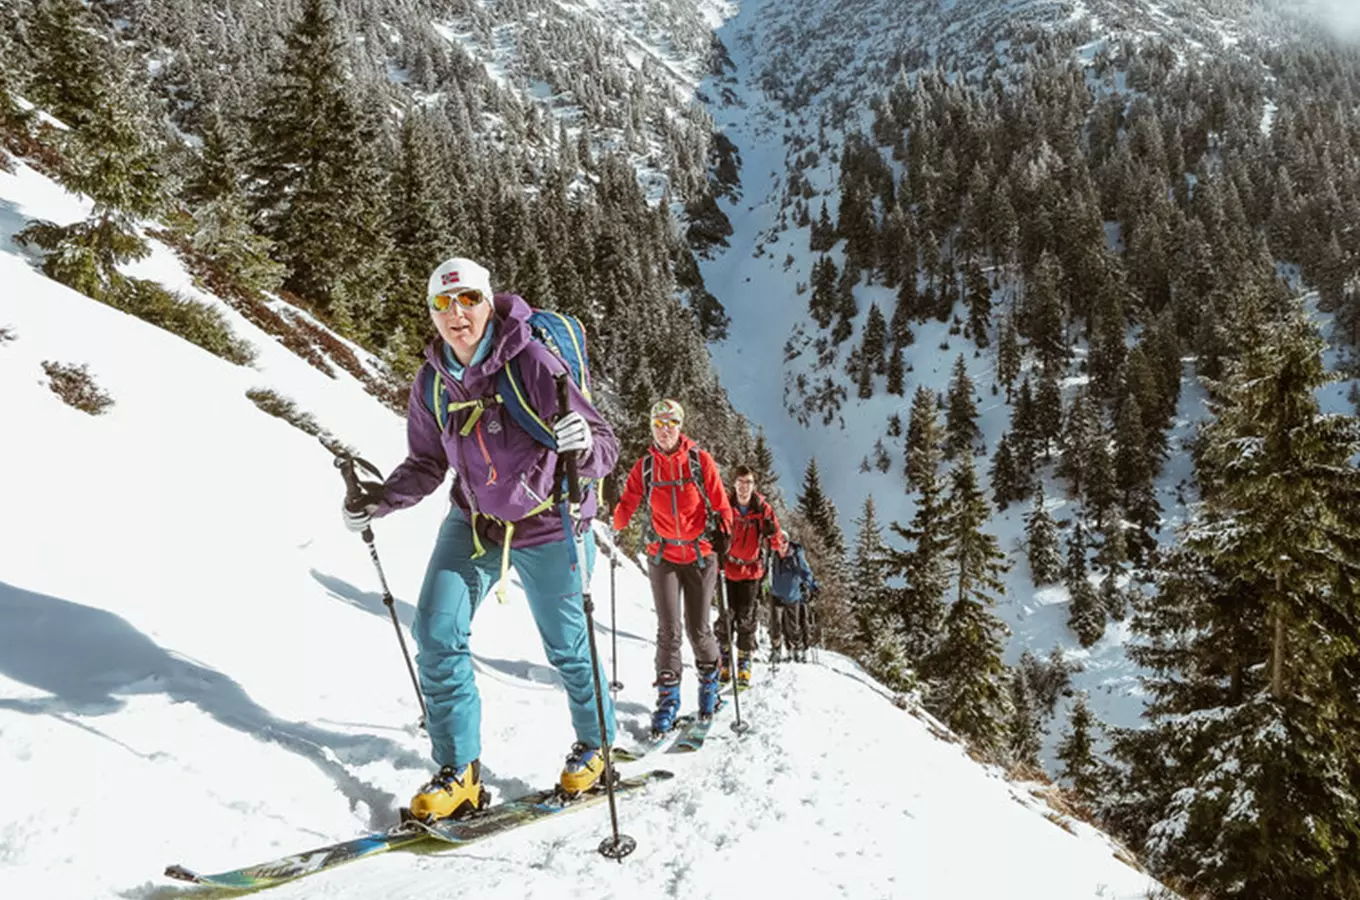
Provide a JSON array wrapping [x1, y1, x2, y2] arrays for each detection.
[[419, 364, 450, 433], [689, 447, 715, 520], [496, 353, 559, 448]]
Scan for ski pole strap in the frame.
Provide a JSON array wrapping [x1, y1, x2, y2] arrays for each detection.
[[551, 372, 584, 572], [333, 451, 384, 508], [554, 374, 581, 504]]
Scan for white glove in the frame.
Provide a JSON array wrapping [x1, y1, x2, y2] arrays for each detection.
[[342, 497, 380, 533], [553, 411, 593, 455]]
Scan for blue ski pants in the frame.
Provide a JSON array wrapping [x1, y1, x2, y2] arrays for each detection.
[[413, 510, 615, 769]]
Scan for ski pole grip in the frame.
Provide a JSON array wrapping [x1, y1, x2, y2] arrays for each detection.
[[554, 373, 582, 504], [334, 454, 363, 506]]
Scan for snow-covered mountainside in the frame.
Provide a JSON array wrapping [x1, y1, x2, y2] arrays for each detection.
[[691, 0, 1360, 753], [0, 156, 1167, 898]]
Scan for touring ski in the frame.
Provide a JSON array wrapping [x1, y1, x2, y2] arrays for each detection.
[[610, 715, 696, 762], [164, 769, 674, 890], [666, 715, 716, 753]]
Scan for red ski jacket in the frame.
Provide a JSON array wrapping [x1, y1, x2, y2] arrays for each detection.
[[612, 434, 732, 566], [724, 492, 785, 581]]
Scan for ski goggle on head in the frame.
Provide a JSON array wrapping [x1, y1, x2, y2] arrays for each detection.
[[650, 399, 684, 430], [429, 289, 486, 313]]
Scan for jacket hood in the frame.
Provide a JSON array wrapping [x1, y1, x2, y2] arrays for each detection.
[[650, 433, 697, 461], [422, 293, 533, 394]]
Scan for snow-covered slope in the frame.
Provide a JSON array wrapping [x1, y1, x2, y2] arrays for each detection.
[[0, 153, 1169, 897]]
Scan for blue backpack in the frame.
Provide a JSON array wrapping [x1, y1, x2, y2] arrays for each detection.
[[770, 542, 815, 605], [422, 308, 591, 447]]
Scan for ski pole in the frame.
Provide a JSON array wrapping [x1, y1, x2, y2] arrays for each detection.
[[603, 478, 623, 693], [809, 606, 820, 665], [333, 449, 428, 730], [714, 559, 750, 735], [555, 375, 634, 862], [769, 590, 780, 675]]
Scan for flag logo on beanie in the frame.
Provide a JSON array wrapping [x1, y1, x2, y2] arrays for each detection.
[[441, 271, 461, 286]]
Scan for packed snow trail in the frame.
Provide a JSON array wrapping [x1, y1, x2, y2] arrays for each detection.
[[143, 662, 1163, 900]]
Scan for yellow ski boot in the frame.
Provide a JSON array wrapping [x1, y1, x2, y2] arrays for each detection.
[[559, 743, 605, 795], [408, 761, 487, 822], [737, 655, 752, 687]]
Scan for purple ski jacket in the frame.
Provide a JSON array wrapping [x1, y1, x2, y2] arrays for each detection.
[[374, 293, 618, 548]]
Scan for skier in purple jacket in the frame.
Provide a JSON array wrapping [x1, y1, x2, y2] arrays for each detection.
[[342, 257, 619, 821]]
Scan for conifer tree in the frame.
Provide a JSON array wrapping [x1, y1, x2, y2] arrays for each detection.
[[184, 113, 240, 208], [1123, 477, 1161, 565], [1010, 378, 1040, 478], [1067, 575, 1105, 647], [25, 0, 104, 130], [1088, 288, 1127, 400], [945, 354, 981, 459], [1028, 250, 1068, 372], [1034, 365, 1063, 460], [855, 348, 873, 400], [810, 200, 836, 252], [895, 238, 920, 321], [1113, 392, 1152, 506], [1064, 518, 1088, 586], [1115, 305, 1360, 898], [751, 429, 781, 507], [926, 454, 1010, 751], [1007, 670, 1044, 771], [385, 109, 451, 355], [996, 314, 1022, 402], [851, 496, 890, 649], [1056, 389, 1099, 498], [192, 188, 286, 298], [249, 0, 390, 322], [17, 13, 162, 299], [832, 264, 858, 344], [1083, 423, 1118, 529], [905, 386, 942, 492], [963, 259, 992, 347], [890, 404, 949, 666], [1057, 694, 1102, 802], [886, 344, 906, 395], [1066, 515, 1104, 646], [863, 303, 888, 375], [798, 458, 845, 557], [989, 432, 1024, 511], [808, 255, 838, 329], [1025, 485, 1062, 585]]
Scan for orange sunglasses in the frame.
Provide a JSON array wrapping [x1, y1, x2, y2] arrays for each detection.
[[429, 290, 486, 313]]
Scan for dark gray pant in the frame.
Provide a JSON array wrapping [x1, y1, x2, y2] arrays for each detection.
[[649, 557, 720, 678], [715, 578, 760, 654], [771, 601, 809, 652]]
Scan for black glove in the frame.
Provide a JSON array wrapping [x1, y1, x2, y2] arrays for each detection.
[[342, 480, 385, 533], [711, 526, 730, 559], [761, 518, 777, 538]]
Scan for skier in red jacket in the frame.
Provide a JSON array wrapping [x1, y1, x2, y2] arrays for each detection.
[[612, 399, 733, 734], [718, 465, 785, 687]]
